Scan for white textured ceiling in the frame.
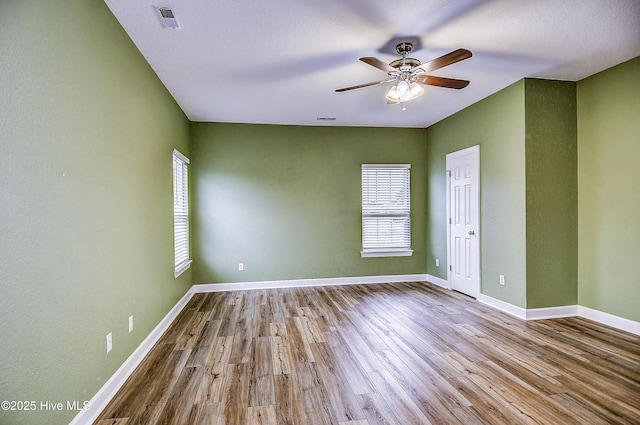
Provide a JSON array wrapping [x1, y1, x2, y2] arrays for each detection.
[[104, 0, 640, 128]]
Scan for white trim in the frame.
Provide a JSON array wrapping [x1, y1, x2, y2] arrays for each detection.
[[361, 249, 413, 258], [578, 306, 640, 336], [477, 295, 640, 336], [362, 163, 411, 169], [193, 274, 430, 293], [478, 296, 579, 322], [478, 294, 527, 320], [69, 287, 196, 425], [172, 148, 190, 164], [426, 274, 450, 289], [526, 305, 579, 320], [174, 259, 192, 278], [445, 167, 451, 287], [446, 145, 480, 160]]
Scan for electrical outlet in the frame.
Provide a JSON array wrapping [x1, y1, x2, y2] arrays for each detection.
[[238, 262, 244, 271], [128, 316, 134, 333], [435, 258, 440, 267], [106, 332, 112, 353], [499, 275, 505, 286]]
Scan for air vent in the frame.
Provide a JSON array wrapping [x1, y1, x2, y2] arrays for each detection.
[[157, 7, 181, 29]]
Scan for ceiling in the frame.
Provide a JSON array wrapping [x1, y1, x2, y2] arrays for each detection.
[[104, 0, 640, 128]]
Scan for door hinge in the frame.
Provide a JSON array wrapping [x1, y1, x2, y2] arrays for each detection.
[[449, 265, 452, 271], [449, 218, 452, 224]]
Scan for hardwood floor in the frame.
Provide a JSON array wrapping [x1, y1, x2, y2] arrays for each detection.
[[95, 282, 640, 425]]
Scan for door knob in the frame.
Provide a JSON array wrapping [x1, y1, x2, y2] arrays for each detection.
[[468, 230, 475, 236]]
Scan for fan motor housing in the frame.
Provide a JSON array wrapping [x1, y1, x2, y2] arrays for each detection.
[[391, 42, 421, 70], [389, 58, 421, 69]]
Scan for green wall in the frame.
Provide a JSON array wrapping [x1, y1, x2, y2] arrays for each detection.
[[577, 56, 640, 322], [525, 79, 578, 308], [0, 2, 192, 424], [190, 123, 428, 284], [426, 81, 528, 308], [426, 66, 640, 321]]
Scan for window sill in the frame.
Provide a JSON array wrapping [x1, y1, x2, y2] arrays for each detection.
[[174, 260, 192, 278], [361, 249, 413, 258]]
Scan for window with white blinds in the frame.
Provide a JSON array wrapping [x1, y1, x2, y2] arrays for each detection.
[[361, 164, 413, 257], [173, 149, 191, 277]]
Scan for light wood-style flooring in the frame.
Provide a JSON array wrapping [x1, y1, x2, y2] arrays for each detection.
[[95, 281, 640, 424]]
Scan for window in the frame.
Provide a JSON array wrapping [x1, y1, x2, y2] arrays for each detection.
[[173, 149, 191, 277], [361, 164, 412, 257]]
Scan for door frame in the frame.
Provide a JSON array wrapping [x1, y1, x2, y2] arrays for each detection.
[[446, 145, 481, 298]]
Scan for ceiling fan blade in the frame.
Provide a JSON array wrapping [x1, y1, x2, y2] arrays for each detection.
[[415, 48, 472, 73], [360, 57, 395, 73], [416, 75, 470, 89], [335, 79, 393, 92]]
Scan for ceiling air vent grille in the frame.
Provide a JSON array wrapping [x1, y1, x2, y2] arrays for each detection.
[[157, 7, 181, 29]]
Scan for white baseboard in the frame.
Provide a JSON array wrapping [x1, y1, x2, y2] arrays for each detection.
[[69, 287, 196, 425], [425, 274, 449, 289], [579, 305, 640, 336], [478, 294, 527, 319], [478, 294, 639, 336], [193, 273, 430, 293], [526, 305, 579, 320], [196, 276, 639, 333]]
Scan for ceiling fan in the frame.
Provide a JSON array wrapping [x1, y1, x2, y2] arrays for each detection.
[[336, 42, 472, 110]]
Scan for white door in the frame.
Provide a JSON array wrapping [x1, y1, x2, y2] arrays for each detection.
[[447, 146, 480, 298]]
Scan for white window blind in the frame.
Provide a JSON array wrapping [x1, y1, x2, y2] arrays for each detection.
[[361, 164, 413, 257], [173, 149, 191, 277]]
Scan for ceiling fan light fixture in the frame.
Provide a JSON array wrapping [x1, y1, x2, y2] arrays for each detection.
[[397, 80, 410, 100], [336, 44, 471, 111], [385, 81, 424, 104]]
